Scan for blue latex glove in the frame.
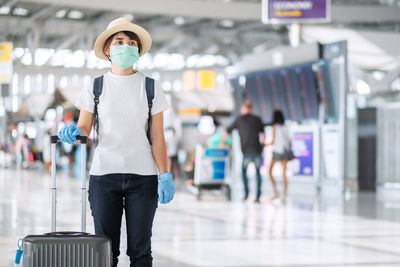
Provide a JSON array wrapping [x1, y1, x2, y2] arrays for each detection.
[[158, 172, 175, 204], [58, 125, 82, 144]]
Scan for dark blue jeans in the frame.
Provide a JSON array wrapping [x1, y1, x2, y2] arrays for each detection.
[[88, 173, 158, 267], [242, 154, 262, 200]]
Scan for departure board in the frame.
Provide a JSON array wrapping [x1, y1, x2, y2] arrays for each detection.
[[255, 72, 274, 123], [315, 61, 336, 119], [229, 78, 244, 117], [295, 65, 319, 119], [244, 73, 262, 117], [281, 68, 303, 121], [266, 71, 289, 120], [235, 61, 335, 122]]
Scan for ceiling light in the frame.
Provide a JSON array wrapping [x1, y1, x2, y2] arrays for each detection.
[[173, 80, 182, 92], [0, 6, 10, 15], [372, 71, 385, 81], [13, 7, 29, 16], [205, 44, 219, 54], [162, 81, 172, 92], [174, 16, 185, 25], [217, 73, 225, 83], [68, 10, 84, 20], [356, 80, 371, 95], [391, 77, 400, 91], [55, 9, 67, 18], [220, 19, 234, 28], [21, 50, 32, 65]]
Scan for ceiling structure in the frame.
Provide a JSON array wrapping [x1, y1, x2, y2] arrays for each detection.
[[0, 0, 399, 70]]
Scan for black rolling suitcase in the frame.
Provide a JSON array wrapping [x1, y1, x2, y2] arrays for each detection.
[[20, 135, 112, 267]]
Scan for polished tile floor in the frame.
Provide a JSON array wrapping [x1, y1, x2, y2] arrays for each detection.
[[1, 168, 400, 267]]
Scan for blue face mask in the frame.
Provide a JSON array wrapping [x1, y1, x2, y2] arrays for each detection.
[[109, 45, 139, 69]]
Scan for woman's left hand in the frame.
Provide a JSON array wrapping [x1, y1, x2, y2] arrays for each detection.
[[158, 172, 175, 204]]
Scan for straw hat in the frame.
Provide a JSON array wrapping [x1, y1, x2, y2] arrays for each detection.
[[94, 17, 152, 60]]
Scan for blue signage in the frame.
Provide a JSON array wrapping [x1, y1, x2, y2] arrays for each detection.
[[292, 132, 313, 176], [205, 149, 229, 157], [212, 161, 226, 180]]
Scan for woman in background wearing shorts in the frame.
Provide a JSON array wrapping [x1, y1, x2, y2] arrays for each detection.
[[267, 110, 291, 203]]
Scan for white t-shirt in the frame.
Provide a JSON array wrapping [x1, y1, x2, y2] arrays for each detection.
[[273, 125, 290, 154], [75, 71, 169, 176]]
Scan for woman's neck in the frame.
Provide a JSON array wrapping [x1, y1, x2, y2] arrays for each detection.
[[111, 64, 137, 76]]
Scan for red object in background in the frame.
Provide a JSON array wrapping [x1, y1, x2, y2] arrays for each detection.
[[63, 112, 73, 122], [7, 124, 17, 132], [27, 152, 34, 163]]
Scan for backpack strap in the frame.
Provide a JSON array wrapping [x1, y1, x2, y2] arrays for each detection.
[[93, 76, 103, 144], [145, 77, 155, 145]]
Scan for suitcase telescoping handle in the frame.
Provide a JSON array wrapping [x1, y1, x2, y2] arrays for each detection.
[[50, 135, 88, 233]]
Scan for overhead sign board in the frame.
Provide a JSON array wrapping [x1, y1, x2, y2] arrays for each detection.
[[262, 0, 331, 24], [198, 70, 216, 90], [0, 42, 13, 84]]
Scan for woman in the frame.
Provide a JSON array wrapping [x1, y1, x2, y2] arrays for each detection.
[[267, 110, 291, 203], [58, 17, 175, 267]]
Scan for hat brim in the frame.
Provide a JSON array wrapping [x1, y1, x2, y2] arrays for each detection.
[[94, 23, 152, 60]]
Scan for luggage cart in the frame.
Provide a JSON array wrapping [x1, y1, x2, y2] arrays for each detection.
[[193, 144, 231, 201]]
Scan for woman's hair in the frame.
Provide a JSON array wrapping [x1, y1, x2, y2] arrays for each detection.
[[212, 117, 220, 128], [272, 110, 285, 125], [104, 31, 142, 54]]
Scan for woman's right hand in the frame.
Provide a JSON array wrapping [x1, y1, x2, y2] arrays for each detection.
[[58, 125, 82, 144]]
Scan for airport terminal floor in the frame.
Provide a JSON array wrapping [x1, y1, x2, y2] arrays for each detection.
[[1, 168, 400, 267], [1, 1, 400, 266]]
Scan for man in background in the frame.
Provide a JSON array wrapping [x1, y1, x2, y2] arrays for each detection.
[[221, 100, 265, 203], [165, 127, 180, 181]]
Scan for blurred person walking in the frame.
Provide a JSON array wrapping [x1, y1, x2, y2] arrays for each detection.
[[221, 100, 265, 203], [266, 110, 292, 203], [207, 117, 231, 148], [58, 17, 175, 267], [165, 127, 180, 180], [15, 134, 31, 168], [42, 130, 52, 173]]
